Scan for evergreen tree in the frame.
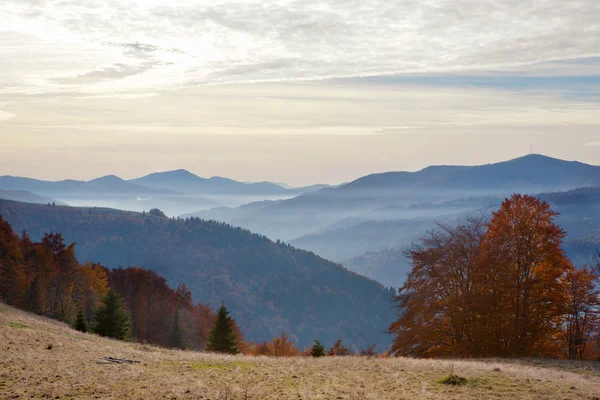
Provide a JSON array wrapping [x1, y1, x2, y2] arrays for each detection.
[[206, 302, 239, 354], [93, 290, 130, 340], [170, 309, 183, 349], [310, 339, 326, 357], [24, 276, 44, 315], [74, 309, 88, 333]]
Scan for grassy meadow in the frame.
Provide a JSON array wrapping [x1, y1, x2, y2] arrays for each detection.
[[1, 303, 599, 400]]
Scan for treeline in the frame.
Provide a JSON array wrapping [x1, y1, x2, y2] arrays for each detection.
[[0, 215, 227, 349], [390, 194, 600, 360]]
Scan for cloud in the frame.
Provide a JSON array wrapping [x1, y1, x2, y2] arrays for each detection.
[[0, 110, 16, 121], [1, 0, 599, 94]]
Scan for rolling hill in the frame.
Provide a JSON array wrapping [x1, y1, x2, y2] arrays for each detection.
[[0, 199, 395, 348]]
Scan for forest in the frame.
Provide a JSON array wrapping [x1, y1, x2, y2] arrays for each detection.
[[0, 216, 223, 349], [0, 199, 395, 349]]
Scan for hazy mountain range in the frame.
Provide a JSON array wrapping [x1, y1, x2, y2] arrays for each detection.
[[185, 155, 600, 286], [0, 170, 331, 216], [186, 154, 600, 239], [2, 153, 599, 289]]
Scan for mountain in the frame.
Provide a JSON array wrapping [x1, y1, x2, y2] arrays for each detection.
[[189, 154, 600, 240], [342, 154, 600, 193], [0, 199, 396, 348], [130, 169, 330, 196], [0, 189, 66, 206], [0, 175, 167, 196]]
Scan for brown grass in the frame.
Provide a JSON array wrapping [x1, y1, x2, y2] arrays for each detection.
[[1, 303, 600, 399]]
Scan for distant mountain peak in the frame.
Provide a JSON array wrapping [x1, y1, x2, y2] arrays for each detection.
[[90, 174, 125, 183], [165, 169, 197, 176], [501, 153, 592, 168]]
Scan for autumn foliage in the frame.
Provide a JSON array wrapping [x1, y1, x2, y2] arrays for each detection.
[[389, 194, 600, 359], [0, 215, 235, 350]]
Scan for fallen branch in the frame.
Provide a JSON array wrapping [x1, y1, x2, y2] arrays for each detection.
[[98, 356, 140, 364]]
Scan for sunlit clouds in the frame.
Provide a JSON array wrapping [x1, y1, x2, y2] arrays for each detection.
[[1, 0, 600, 94], [0, 0, 599, 184]]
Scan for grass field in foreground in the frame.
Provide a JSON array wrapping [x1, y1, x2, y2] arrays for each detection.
[[1, 304, 600, 400]]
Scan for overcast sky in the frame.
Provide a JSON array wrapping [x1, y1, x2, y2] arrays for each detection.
[[1, 0, 599, 185]]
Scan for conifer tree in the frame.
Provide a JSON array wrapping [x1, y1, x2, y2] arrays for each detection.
[[170, 309, 183, 349], [206, 302, 239, 354], [93, 290, 130, 340], [24, 276, 45, 315], [74, 309, 88, 333], [310, 339, 326, 357]]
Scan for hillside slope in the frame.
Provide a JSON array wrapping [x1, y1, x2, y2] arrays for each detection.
[[2, 304, 599, 400], [0, 199, 395, 348]]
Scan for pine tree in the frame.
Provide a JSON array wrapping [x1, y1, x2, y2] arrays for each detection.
[[93, 290, 130, 340], [170, 309, 183, 349], [206, 302, 239, 354], [24, 276, 45, 315], [310, 339, 326, 357], [74, 309, 88, 333]]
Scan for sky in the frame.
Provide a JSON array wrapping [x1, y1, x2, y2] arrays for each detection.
[[1, 0, 599, 186]]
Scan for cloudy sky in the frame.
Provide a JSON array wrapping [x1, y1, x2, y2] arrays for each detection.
[[1, 0, 599, 185]]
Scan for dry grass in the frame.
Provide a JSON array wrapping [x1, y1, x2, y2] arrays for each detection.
[[1, 304, 600, 400]]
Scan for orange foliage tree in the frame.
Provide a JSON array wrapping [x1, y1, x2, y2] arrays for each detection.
[[390, 195, 599, 359], [389, 216, 487, 357]]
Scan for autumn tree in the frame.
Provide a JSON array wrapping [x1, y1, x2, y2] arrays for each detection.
[[310, 340, 325, 357], [390, 195, 579, 358], [0, 215, 24, 305], [206, 303, 239, 354], [480, 194, 570, 357], [389, 216, 487, 357], [564, 265, 600, 359], [94, 290, 130, 340]]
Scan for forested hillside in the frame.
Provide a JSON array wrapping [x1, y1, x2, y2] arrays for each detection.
[[0, 199, 395, 348]]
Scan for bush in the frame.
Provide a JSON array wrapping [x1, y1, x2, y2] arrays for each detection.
[[328, 339, 354, 356], [439, 374, 468, 386], [359, 344, 378, 357]]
